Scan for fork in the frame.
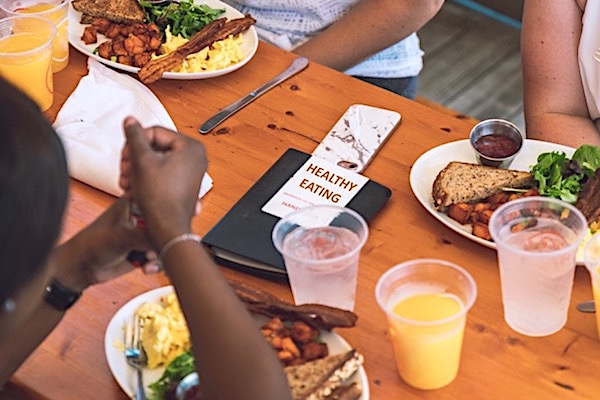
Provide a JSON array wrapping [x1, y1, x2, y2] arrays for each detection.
[[125, 314, 148, 400], [594, 48, 600, 63]]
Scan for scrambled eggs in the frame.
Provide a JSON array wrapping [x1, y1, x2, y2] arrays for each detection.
[[135, 292, 190, 369], [159, 27, 245, 73]]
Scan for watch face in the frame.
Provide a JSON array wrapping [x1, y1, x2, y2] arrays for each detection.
[[44, 279, 81, 311]]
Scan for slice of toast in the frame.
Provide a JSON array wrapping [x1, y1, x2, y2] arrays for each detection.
[[325, 382, 362, 400], [432, 161, 535, 211], [285, 349, 363, 400], [71, 0, 146, 24]]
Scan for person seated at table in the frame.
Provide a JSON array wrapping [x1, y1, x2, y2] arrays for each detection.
[[222, 0, 444, 99], [521, 0, 600, 148], [0, 78, 292, 400]]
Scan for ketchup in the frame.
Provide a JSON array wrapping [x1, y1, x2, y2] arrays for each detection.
[[474, 133, 520, 158]]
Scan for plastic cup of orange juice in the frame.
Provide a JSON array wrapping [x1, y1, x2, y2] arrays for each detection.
[[0, 15, 56, 111], [0, 0, 69, 72], [583, 233, 600, 339], [375, 259, 477, 390]]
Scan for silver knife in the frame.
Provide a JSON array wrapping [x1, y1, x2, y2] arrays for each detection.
[[199, 57, 309, 134]]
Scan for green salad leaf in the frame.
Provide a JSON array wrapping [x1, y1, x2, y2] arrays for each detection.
[[530, 145, 600, 204], [140, 0, 225, 39], [148, 350, 196, 400], [572, 144, 600, 178]]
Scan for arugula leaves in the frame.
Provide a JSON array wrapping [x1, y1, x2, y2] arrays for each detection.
[[148, 350, 196, 400], [530, 144, 600, 203], [140, 0, 225, 38]]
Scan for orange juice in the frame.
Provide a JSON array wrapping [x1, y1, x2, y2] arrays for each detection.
[[14, 1, 68, 72], [0, 17, 55, 111], [593, 267, 600, 338], [389, 292, 465, 390]]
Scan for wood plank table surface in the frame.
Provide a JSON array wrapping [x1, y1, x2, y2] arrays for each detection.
[[13, 43, 600, 399]]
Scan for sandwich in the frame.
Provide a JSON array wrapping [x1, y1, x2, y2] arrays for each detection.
[[432, 161, 535, 212], [71, 0, 146, 24], [285, 349, 364, 400]]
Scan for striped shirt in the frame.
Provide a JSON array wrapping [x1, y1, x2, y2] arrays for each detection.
[[223, 0, 424, 78]]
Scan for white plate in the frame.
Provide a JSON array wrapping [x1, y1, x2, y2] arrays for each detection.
[[68, 0, 258, 80], [105, 286, 370, 399], [409, 139, 582, 259]]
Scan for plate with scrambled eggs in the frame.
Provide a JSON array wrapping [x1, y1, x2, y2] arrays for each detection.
[[68, 0, 258, 80], [104, 285, 370, 399]]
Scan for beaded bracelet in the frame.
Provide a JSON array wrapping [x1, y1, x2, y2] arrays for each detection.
[[158, 233, 202, 263]]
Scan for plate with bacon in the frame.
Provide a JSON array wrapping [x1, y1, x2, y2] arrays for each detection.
[[105, 284, 368, 399], [68, 0, 258, 83]]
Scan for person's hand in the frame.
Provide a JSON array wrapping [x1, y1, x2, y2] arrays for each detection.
[[119, 117, 207, 249], [49, 197, 160, 292]]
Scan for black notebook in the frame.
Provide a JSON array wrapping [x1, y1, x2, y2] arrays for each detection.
[[201, 148, 391, 279]]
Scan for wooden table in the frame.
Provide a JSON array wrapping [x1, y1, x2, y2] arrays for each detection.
[[14, 43, 600, 399]]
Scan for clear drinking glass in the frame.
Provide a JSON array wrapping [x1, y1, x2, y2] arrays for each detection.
[[0, 0, 69, 72], [489, 196, 587, 336], [583, 233, 600, 339], [375, 259, 477, 390], [272, 205, 368, 311], [0, 15, 56, 110]]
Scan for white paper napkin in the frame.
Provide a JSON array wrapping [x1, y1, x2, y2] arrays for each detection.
[[53, 58, 213, 198]]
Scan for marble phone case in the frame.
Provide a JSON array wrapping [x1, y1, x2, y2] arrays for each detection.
[[311, 104, 401, 173]]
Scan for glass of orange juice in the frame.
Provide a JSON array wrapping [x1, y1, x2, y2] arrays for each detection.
[[375, 259, 477, 390], [583, 233, 600, 339], [0, 15, 55, 111], [0, 0, 68, 72]]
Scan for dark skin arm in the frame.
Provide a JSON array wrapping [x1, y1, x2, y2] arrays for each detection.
[[293, 0, 444, 71], [0, 198, 152, 396], [521, 0, 600, 147], [121, 117, 292, 400]]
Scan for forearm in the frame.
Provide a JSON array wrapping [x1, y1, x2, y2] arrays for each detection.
[[525, 113, 600, 148], [0, 302, 64, 386], [293, 0, 443, 71], [521, 0, 596, 147], [0, 200, 134, 387], [163, 242, 292, 400]]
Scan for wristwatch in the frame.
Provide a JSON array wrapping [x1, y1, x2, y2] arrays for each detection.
[[44, 278, 81, 311]]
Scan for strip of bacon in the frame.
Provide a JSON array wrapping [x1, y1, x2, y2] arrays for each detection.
[[138, 15, 256, 84]]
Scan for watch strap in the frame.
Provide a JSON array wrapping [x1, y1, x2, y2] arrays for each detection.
[[44, 278, 81, 311]]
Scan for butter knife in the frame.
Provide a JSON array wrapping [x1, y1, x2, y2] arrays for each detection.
[[199, 57, 309, 134]]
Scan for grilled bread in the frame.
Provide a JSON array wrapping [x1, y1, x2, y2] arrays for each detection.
[[432, 161, 535, 211], [285, 349, 363, 400], [71, 0, 145, 24]]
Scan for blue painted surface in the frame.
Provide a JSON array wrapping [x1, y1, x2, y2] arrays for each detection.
[[453, 0, 522, 29]]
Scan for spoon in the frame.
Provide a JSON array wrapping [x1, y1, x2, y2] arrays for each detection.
[[576, 300, 596, 313]]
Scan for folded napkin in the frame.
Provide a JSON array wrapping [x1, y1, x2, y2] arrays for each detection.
[[53, 58, 213, 198]]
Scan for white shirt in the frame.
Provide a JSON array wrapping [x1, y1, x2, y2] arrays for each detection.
[[579, 0, 600, 129], [223, 0, 423, 78]]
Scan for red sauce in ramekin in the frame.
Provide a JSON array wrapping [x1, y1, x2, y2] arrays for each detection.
[[474, 133, 520, 158]]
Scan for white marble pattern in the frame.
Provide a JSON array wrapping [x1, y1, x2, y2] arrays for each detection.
[[312, 104, 401, 173]]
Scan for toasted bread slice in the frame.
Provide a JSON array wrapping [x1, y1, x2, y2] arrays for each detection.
[[72, 0, 145, 24], [285, 349, 363, 400], [326, 382, 362, 400], [432, 161, 535, 211]]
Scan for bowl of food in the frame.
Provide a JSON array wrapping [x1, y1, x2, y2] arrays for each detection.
[[469, 118, 524, 169]]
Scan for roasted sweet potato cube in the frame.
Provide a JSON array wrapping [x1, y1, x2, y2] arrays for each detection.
[[472, 221, 492, 240], [97, 41, 112, 59], [448, 203, 473, 225], [486, 192, 510, 205], [301, 341, 329, 361], [81, 26, 98, 45], [475, 209, 493, 225]]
